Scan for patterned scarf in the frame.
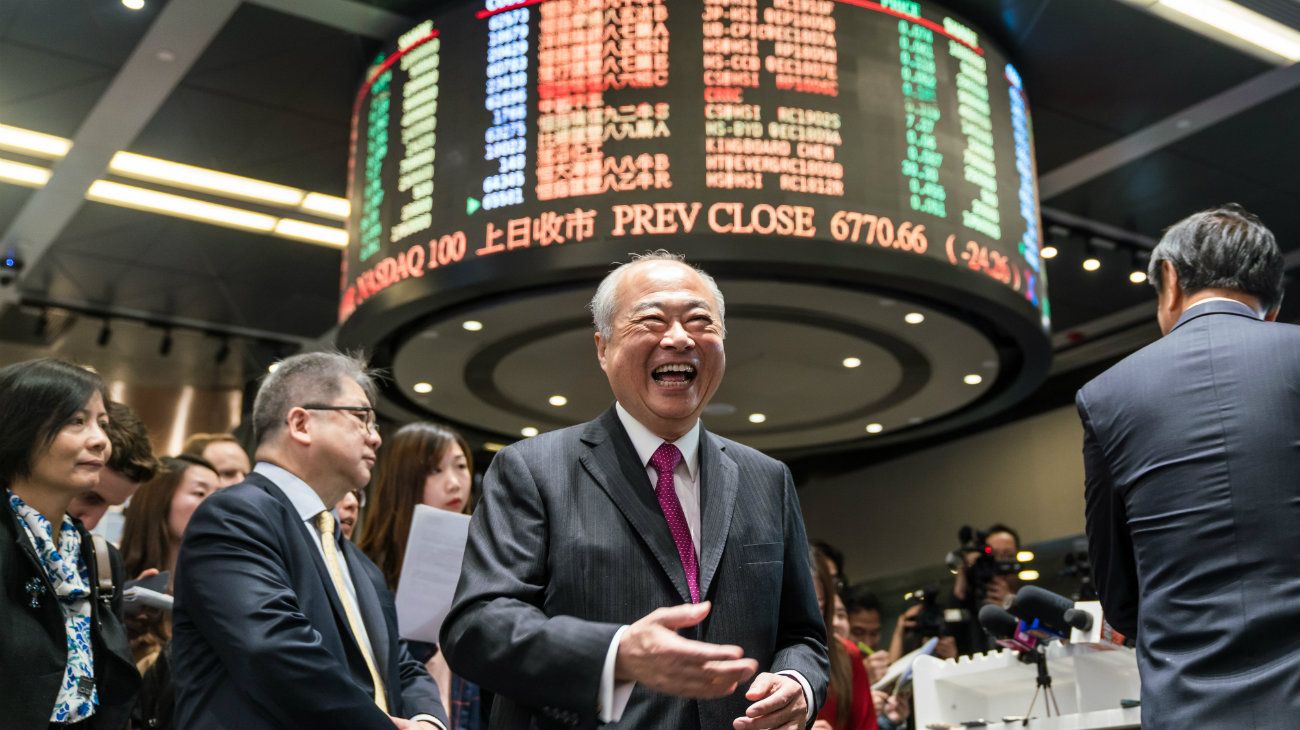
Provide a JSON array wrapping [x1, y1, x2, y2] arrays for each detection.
[[8, 491, 98, 724]]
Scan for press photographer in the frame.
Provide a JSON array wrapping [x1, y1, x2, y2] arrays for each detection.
[[948, 524, 1026, 654]]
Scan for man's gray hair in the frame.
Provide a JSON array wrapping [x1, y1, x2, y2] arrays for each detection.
[[1148, 203, 1284, 312], [588, 250, 727, 340], [251, 351, 378, 446]]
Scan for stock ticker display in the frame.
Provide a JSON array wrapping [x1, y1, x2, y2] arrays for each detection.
[[342, 0, 1048, 327]]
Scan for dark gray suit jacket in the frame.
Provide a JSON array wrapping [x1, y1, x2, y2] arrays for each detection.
[[441, 407, 828, 729], [1077, 299, 1300, 729], [172, 472, 446, 729]]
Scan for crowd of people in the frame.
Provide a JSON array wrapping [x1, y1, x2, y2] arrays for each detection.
[[2, 203, 1295, 729]]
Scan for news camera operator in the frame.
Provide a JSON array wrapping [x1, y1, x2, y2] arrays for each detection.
[[947, 524, 1023, 655]]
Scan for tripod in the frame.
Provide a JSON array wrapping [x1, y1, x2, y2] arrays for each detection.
[[1020, 647, 1061, 726]]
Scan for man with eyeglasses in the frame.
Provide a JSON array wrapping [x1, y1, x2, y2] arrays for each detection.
[[171, 352, 448, 730]]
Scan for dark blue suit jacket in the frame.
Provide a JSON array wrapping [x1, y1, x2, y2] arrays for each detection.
[[172, 471, 446, 729], [1077, 299, 1300, 729]]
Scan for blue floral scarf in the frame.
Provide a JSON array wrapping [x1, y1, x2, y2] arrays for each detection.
[[8, 491, 98, 724]]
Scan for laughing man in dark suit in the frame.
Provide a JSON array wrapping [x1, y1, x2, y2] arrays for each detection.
[[172, 352, 447, 730], [1077, 204, 1300, 729], [443, 251, 828, 729]]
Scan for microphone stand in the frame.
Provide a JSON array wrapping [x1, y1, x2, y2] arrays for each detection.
[[1019, 646, 1061, 726]]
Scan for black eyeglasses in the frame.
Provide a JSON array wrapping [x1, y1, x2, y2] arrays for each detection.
[[300, 404, 379, 435]]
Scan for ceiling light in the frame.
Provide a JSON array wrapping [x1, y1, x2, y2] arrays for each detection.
[[413, 382, 433, 394], [122, 0, 145, 9], [273, 218, 348, 248], [1018, 569, 1040, 581], [1040, 245, 1058, 259], [548, 395, 568, 407], [110, 151, 305, 206], [520, 426, 539, 438], [963, 373, 983, 385], [300, 192, 350, 220], [0, 158, 52, 188], [97, 321, 112, 347], [1017, 550, 1036, 563], [1129, 270, 1148, 284], [865, 423, 883, 434], [1157, 0, 1300, 62], [1082, 257, 1101, 272], [462, 320, 484, 332], [904, 312, 925, 325], [215, 339, 230, 364], [87, 180, 277, 232], [159, 329, 173, 357], [0, 124, 71, 158], [748, 413, 766, 424], [842, 357, 861, 368]]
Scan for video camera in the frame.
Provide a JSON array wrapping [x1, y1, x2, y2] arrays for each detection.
[[902, 585, 967, 642], [1059, 538, 1098, 600], [946, 525, 1028, 605]]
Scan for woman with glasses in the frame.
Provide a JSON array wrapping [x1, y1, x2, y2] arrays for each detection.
[[357, 422, 479, 730], [0, 358, 139, 729]]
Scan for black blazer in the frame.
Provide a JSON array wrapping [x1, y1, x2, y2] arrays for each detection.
[[171, 472, 446, 729], [1078, 300, 1300, 728], [442, 407, 829, 730], [0, 497, 139, 730]]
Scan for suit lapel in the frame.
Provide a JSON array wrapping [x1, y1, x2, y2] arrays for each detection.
[[697, 428, 738, 601], [255, 475, 353, 647], [343, 540, 391, 677], [579, 408, 693, 603]]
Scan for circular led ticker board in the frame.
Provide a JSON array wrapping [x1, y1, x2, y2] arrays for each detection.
[[340, 0, 1051, 452]]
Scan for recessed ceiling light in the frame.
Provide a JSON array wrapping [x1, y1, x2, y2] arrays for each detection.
[[748, 413, 766, 424], [413, 382, 433, 394], [865, 423, 884, 434], [1040, 245, 1058, 259], [520, 426, 539, 437], [548, 395, 567, 407], [462, 320, 483, 332], [963, 373, 983, 385], [1129, 270, 1148, 284], [1082, 257, 1101, 272], [842, 357, 861, 368], [268, 362, 281, 374], [904, 312, 925, 325], [122, 0, 145, 10]]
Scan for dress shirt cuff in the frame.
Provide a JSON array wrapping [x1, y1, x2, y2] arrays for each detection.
[[599, 625, 636, 723], [411, 714, 446, 729], [777, 670, 815, 721]]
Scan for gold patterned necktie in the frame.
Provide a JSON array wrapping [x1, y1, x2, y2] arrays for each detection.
[[315, 510, 388, 713]]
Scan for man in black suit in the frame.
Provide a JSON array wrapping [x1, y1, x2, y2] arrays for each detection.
[[442, 252, 828, 729], [1077, 204, 1300, 728], [172, 352, 447, 730]]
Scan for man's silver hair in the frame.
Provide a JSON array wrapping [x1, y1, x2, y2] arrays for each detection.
[[251, 351, 378, 446], [588, 250, 727, 341]]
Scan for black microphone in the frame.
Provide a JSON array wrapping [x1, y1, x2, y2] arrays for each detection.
[[978, 604, 1037, 653], [1007, 585, 1077, 638], [1062, 607, 1094, 632]]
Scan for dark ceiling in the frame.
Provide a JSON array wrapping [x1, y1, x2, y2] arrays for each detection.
[[1, 0, 1297, 469]]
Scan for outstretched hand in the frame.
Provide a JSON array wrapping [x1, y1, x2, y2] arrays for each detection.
[[615, 601, 758, 699]]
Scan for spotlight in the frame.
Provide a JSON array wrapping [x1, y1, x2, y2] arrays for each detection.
[[520, 426, 539, 437], [748, 413, 766, 424], [268, 362, 281, 374], [1082, 257, 1101, 272], [122, 0, 145, 8], [97, 321, 112, 347], [1040, 245, 1059, 259], [963, 373, 983, 385], [413, 382, 433, 394], [865, 423, 883, 434], [159, 329, 173, 357], [1129, 270, 1148, 284], [904, 312, 925, 325], [841, 357, 861, 368], [548, 395, 567, 407], [215, 338, 230, 364], [462, 320, 483, 332]]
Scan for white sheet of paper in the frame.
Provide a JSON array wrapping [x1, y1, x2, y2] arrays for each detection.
[[394, 505, 472, 643]]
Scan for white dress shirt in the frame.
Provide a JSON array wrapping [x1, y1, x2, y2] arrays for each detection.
[[1184, 296, 1264, 318], [596, 406, 813, 723], [254, 462, 444, 729]]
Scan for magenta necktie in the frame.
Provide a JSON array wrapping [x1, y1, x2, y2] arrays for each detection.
[[650, 442, 699, 603]]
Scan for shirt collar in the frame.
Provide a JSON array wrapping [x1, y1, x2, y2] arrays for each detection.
[[615, 402, 701, 479], [254, 461, 327, 523], [1184, 296, 1263, 318]]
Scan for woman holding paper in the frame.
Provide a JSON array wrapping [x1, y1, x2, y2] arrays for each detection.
[[358, 421, 479, 730]]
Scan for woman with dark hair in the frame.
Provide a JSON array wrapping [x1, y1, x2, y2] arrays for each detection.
[[118, 454, 220, 669], [357, 421, 478, 729], [0, 358, 140, 729], [812, 545, 878, 730]]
